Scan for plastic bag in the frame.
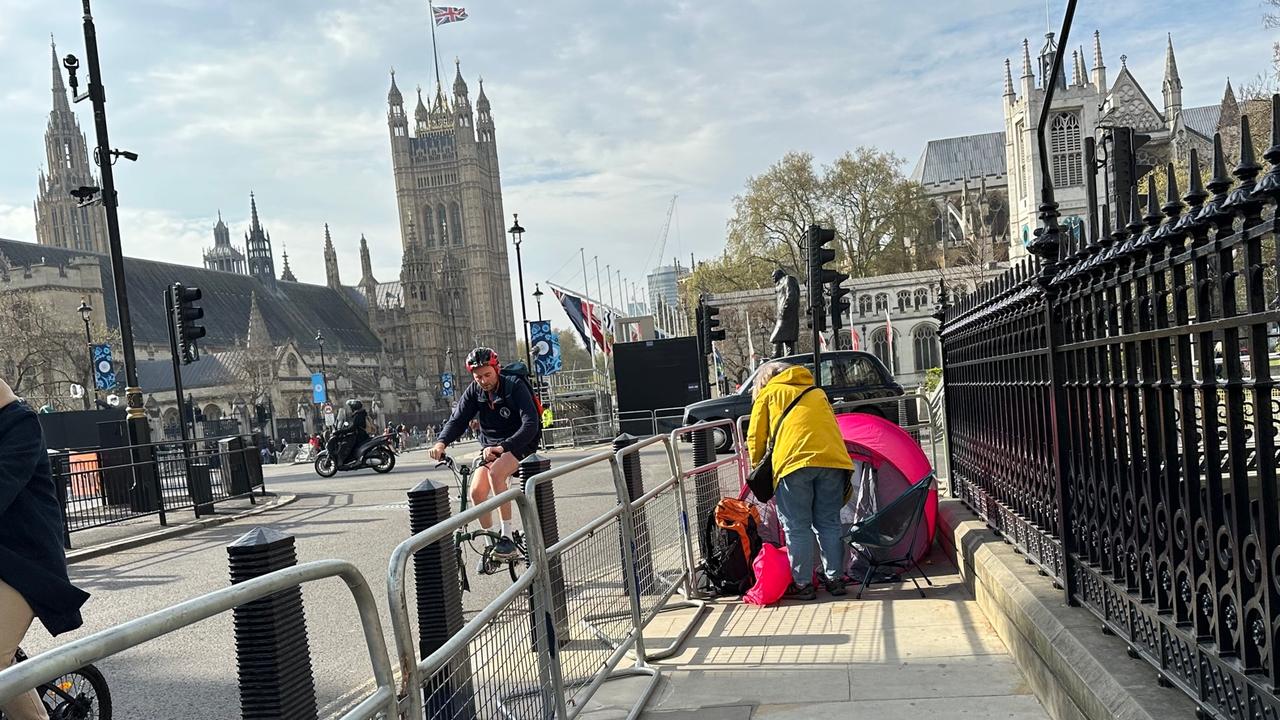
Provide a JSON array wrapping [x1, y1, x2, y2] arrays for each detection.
[[743, 543, 792, 606]]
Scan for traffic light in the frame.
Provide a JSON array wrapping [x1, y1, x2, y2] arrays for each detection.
[[807, 225, 839, 332], [828, 271, 851, 334], [696, 301, 724, 355], [1110, 127, 1152, 219], [171, 283, 206, 364]]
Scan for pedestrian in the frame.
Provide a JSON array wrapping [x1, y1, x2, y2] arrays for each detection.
[[746, 361, 854, 600], [0, 376, 91, 719]]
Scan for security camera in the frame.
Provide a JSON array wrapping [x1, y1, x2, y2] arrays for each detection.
[[112, 149, 139, 162], [62, 54, 81, 97], [70, 185, 99, 200]]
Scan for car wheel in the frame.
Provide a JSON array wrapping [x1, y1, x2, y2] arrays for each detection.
[[712, 427, 733, 454]]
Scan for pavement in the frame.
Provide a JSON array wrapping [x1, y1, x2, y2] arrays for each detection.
[[585, 553, 1048, 719]]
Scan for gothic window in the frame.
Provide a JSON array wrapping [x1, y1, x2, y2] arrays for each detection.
[[421, 207, 435, 246], [912, 324, 941, 371], [63, 141, 73, 169], [874, 293, 888, 314], [450, 202, 464, 245], [870, 327, 899, 375], [437, 205, 449, 245], [858, 295, 872, 317], [1014, 120, 1026, 200], [1050, 112, 1083, 187], [896, 290, 910, 313], [287, 355, 298, 376], [913, 288, 929, 310]]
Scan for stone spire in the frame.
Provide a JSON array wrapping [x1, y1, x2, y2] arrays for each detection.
[[50, 37, 70, 113], [1003, 58, 1015, 100], [1091, 30, 1107, 93], [1020, 39, 1035, 98], [414, 85, 429, 125], [1162, 34, 1183, 125], [476, 77, 490, 113], [1217, 79, 1239, 135], [387, 67, 403, 105], [244, 192, 276, 288], [1070, 49, 1081, 87], [280, 245, 297, 282], [323, 223, 341, 289], [246, 290, 271, 351], [452, 57, 468, 99], [359, 234, 376, 284]]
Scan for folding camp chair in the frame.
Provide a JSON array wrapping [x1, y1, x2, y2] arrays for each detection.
[[844, 475, 935, 599]]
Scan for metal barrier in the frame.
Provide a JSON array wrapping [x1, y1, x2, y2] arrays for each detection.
[[0, 560, 398, 719], [387, 487, 560, 720], [669, 419, 748, 584], [616, 407, 691, 438], [568, 414, 614, 446]]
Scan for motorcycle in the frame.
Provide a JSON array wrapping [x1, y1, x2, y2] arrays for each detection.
[[313, 433, 396, 477]]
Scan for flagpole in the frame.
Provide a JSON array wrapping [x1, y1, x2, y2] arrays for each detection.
[[428, 0, 442, 92]]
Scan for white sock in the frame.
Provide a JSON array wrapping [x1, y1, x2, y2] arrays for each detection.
[[500, 520, 511, 537]]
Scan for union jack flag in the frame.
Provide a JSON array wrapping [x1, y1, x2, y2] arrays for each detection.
[[433, 5, 468, 25]]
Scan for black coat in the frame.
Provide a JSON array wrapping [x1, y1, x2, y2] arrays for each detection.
[[0, 401, 89, 635]]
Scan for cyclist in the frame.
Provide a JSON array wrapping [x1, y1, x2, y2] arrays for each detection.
[[430, 347, 540, 560]]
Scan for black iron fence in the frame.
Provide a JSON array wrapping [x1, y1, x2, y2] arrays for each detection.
[[940, 99, 1280, 717], [52, 433, 266, 543]]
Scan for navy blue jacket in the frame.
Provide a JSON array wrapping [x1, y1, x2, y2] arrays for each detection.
[[438, 375, 540, 453], [0, 401, 89, 635]]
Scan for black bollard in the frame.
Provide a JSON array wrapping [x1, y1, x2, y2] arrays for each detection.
[[614, 433, 655, 593], [691, 428, 718, 560], [227, 527, 318, 720], [407, 479, 474, 720], [520, 454, 568, 646]]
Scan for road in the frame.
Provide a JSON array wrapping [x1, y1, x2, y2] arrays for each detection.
[[22, 440, 699, 719]]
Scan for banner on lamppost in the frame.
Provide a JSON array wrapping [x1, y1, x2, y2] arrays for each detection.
[[441, 372, 455, 398], [92, 344, 115, 390], [311, 373, 328, 403], [529, 320, 562, 376]]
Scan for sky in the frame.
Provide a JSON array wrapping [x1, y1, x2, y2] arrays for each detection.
[[0, 0, 1275, 338]]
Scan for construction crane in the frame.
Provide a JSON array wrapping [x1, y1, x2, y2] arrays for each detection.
[[649, 194, 678, 273]]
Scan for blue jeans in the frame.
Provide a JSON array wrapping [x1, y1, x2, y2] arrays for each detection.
[[775, 466, 848, 586]]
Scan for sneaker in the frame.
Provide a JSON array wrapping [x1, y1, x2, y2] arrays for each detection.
[[491, 536, 519, 560], [824, 577, 848, 597], [784, 583, 817, 601]]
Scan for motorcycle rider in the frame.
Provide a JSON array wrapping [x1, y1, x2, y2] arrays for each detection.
[[329, 399, 373, 465], [430, 347, 540, 560]]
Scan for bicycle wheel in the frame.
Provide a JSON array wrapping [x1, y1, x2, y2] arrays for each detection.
[[43, 663, 112, 720]]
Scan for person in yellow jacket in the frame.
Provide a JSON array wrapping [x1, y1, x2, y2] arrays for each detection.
[[747, 362, 854, 600]]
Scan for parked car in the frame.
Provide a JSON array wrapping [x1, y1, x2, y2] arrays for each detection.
[[682, 350, 906, 452]]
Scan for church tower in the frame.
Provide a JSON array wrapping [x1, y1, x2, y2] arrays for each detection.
[[203, 210, 247, 273], [1162, 35, 1183, 130], [244, 193, 277, 290], [358, 234, 378, 303], [323, 223, 341, 289], [34, 38, 109, 254], [386, 60, 517, 389]]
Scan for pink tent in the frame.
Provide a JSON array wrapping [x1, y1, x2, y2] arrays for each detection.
[[835, 412, 937, 564]]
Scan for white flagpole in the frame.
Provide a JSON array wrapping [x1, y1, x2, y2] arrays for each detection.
[[886, 304, 895, 373], [745, 308, 756, 370]]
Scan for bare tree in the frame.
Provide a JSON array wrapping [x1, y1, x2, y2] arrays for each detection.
[[0, 290, 119, 408]]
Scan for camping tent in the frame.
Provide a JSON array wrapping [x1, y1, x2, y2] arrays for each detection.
[[836, 412, 938, 568]]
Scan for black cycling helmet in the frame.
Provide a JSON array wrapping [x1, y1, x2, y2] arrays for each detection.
[[346, 399, 363, 412], [465, 346, 500, 371]]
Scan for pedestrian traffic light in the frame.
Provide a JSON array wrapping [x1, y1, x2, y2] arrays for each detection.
[[828, 271, 851, 333], [171, 283, 206, 364], [1110, 127, 1153, 218], [807, 225, 839, 332]]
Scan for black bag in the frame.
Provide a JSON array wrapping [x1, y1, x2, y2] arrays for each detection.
[[746, 386, 818, 502], [699, 498, 763, 597]]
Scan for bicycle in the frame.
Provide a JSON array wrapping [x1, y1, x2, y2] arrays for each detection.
[[1, 648, 111, 720], [436, 454, 528, 592]]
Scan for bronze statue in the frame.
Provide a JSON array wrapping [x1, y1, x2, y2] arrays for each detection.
[[769, 268, 799, 357]]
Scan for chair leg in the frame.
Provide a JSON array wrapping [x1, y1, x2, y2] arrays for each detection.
[[912, 557, 934, 587], [908, 573, 925, 598], [857, 564, 874, 600]]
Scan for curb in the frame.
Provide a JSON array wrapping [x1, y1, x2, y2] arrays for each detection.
[[67, 492, 299, 564], [936, 499, 1197, 720]]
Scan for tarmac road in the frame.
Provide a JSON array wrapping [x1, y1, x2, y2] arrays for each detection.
[[20, 440, 696, 719]]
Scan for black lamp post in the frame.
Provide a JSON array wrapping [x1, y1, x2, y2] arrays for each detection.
[[315, 331, 329, 404], [533, 284, 544, 322], [77, 298, 93, 411], [509, 214, 532, 369]]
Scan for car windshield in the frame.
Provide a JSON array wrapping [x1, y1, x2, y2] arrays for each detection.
[[737, 355, 884, 394]]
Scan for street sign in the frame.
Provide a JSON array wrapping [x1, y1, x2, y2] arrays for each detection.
[[311, 373, 328, 403], [323, 403, 335, 427]]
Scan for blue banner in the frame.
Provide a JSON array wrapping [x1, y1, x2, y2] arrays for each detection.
[[92, 344, 116, 390], [311, 373, 328, 403], [441, 372, 455, 397], [530, 320, 562, 376]]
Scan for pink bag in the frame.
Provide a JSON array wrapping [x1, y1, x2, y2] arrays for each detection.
[[743, 543, 791, 606]]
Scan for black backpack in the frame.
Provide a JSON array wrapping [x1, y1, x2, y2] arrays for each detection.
[[500, 361, 543, 442], [699, 498, 763, 597]]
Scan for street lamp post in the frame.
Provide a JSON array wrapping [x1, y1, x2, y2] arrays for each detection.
[[315, 331, 329, 422], [77, 298, 93, 411], [533, 284, 544, 322], [509, 214, 532, 370], [63, 0, 147, 441]]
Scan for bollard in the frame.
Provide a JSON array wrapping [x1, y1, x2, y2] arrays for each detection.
[[227, 527, 318, 720], [407, 479, 474, 720], [614, 433, 655, 593], [520, 454, 568, 646], [691, 428, 718, 560]]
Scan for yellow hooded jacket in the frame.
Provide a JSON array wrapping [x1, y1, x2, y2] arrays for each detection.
[[746, 365, 854, 486]]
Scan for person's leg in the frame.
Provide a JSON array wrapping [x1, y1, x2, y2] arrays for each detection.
[[471, 465, 495, 529], [0, 580, 49, 720], [774, 468, 817, 588], [487, 452, 520, 529], [812, 468, 849, 584]]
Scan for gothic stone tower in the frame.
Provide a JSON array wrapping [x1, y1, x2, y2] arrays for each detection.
[[203, 210, 247, 273], [244, 193, 277, 290], [386, 61, 517, 385], [35, 39, 109, 254]]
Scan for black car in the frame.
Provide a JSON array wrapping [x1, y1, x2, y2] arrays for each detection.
[[682, 350, 905, 452]]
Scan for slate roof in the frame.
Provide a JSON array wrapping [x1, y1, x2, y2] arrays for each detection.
[[1181, 104, 1221, 140], [911, 131, 1007, 187], [0, 238, 383, 354], [135, 350, 246, 392]]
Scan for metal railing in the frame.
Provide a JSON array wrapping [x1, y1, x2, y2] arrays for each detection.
[[670, 419, 748, 579], [938, 103, 1280, 717], [0, 560, 398, 719]]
